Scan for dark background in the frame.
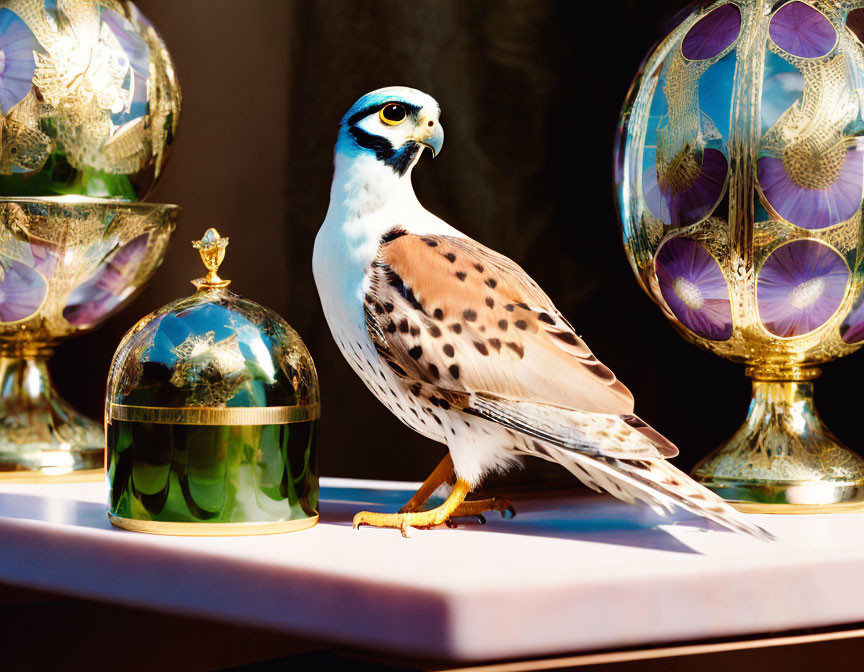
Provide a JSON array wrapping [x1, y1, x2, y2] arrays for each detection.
[[50, 0, 856, 484]]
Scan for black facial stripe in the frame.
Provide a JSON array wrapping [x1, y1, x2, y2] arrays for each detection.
[[349, 126, 394, 161], [385, 142, 419, 177], [346, 101, 422, 127]]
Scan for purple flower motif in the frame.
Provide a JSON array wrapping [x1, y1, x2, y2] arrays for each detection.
[[661, 1, 713, 43], [102, 8, 150, 125], [643, 147, 728, 227], [655, 238, 733, 340], [63, 234, 148, 327], [757, 240, 848, 337], [757, 149, 864, 229], [0, 259, 47, 322], [0, 9, 39, 114], [102, 9, 150, 77], [769, 2, 836, 59], [30, 240, 57, 277], [682, 3, 741, 61]]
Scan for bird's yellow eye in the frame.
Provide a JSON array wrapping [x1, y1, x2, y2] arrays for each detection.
[[379, 103, 407, 126]]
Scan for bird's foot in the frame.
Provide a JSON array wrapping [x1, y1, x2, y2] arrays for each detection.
[[354, 479, 471, 538], [355, 493, 516, 537], [403, 495, 517, 524], [354, 510, 451, 538]]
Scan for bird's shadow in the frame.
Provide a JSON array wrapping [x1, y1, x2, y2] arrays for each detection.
[[319, 484, 708, 554]]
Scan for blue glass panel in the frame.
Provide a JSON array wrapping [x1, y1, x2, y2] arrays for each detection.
[[699, 51, 736, 143], [761, 50, 804, 133]]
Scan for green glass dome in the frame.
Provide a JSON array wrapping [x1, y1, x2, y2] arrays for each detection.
[[105, 229, 319, 535], [108, 290, 319, 414]]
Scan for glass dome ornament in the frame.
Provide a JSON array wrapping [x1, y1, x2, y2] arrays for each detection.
[[615, 0, 864, 510], [105, 229, 320, 535]]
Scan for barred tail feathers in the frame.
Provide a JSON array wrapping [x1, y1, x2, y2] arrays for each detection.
[[545, 446, 773, 541], [466, 392, 772, 540]]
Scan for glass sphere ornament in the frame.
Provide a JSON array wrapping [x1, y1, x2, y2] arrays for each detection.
[[615, 0, 864, 510], [105, 229, 320, 535], [0, 0, 180, 200]]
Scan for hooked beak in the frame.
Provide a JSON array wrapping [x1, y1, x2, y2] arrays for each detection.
[[415, 115, 444, 157]]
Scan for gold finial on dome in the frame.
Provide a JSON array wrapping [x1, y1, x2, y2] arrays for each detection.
[[192, 228, 231, 289]]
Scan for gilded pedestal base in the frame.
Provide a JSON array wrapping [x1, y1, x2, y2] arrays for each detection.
[[691, 371, 864, 512], [0, 356, 103, 476]]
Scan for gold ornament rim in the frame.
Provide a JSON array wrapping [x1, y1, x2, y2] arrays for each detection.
[[730, 501, 864, 515], [0, 467, 104, 482], [109, 403, 320, 425], [109, 514, 319, 536], [0, 195, 180, 211], [745, 364, 822, 381]]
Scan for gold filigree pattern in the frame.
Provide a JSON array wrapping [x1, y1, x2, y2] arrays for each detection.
[[169, 331, 251, 407], [656, 43, 728, 195], [763, 52, 857, 190]]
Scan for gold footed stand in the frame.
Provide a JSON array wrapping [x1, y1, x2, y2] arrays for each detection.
[[0, 354, 103, 476], [691, 367, 864, 513]]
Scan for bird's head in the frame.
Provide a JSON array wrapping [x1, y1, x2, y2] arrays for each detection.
[[336, 87, 443, 177]]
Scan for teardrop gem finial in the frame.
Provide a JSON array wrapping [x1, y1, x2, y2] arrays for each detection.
[[192, 228, 230, 289]]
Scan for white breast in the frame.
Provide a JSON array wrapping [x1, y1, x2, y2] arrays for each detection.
[[312, 149, 473, 446], [313, 222, 448, 443]]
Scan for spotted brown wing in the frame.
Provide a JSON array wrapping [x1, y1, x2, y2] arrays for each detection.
[[365, 231, 636, 416]]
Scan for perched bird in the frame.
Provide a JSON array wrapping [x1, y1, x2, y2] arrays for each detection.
[[313, 86, 771, 540]]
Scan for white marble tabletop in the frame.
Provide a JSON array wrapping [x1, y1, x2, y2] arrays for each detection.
[[0, 476, 861, 662]]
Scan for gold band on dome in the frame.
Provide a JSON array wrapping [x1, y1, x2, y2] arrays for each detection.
[[109, 514, 319, 536], [109, 403, 320, 425]]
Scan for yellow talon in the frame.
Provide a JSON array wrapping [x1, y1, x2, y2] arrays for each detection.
[[353, 476, 518, 536], [354, 480, 472, 536]]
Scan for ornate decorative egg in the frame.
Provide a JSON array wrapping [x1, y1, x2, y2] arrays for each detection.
[[0, 1, 180, 200], [615, 0, 864, 507], [616, 0, 864, 373]]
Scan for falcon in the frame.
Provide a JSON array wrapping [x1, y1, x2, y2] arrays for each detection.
[[313, 86, 770, 540]]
